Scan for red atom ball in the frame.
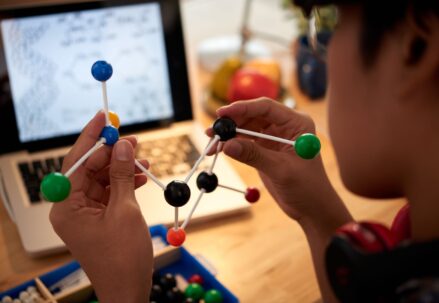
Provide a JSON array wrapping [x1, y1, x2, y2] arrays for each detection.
[[188, 274, 204, 285], [167, 227, 186, 247], [245, 187, 260, 203]]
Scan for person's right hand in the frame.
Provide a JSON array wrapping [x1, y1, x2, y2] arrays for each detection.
[[211, 98, 351, 226], [50, 113, 153, 303]]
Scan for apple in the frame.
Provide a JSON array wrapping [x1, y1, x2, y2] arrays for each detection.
[[227, 68, 279, 103], [244, 58, 282, 87]]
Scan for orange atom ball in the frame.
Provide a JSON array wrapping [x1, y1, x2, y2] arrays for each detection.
[[109, 111, 120, 129], [167, 227, 186, 247]]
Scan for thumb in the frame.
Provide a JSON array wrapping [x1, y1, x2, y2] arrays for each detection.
[[223, 138, 276, 173], [109, 140, 135, 203]]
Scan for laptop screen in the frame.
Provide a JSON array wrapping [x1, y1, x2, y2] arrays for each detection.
[[1, 3, 174, 143], [0, 0, 192, 154]]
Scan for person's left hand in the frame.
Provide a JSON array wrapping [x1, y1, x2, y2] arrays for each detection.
[[50, 112, 153, 303]]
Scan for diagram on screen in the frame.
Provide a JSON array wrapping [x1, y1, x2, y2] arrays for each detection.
[[1, 3, 173, 142]]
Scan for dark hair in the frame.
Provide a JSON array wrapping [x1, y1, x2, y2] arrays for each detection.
[[293, 0, 439, 65]]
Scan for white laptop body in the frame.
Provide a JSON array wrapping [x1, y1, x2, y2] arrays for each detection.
[[0, 0, 250, 257]]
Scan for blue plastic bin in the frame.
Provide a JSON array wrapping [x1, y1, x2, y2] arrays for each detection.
[[1, 225, 239, 303]]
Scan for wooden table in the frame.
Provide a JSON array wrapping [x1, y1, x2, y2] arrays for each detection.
[[0, 0, 405, 302]]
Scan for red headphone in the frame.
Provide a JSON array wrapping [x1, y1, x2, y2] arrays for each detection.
[[337, 204, 411, 253], [326, 205, 439, 303]]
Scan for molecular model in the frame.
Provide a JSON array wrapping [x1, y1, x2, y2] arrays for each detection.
[[40, 61, 321, 247]]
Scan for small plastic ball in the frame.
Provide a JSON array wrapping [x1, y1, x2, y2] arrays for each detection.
[[100, 125, 119, 146], [109, 111, 120, 128], [2, 296, 13, 303], [164, 181, 191, 207], [40, 172, 71, 202], [150, 284, 164, 302], [294, 133, 321, 159], [204, 289, 224, 303], [185, 283, 205, 301], [196, 172, 218, 193], [91, 60, 113, 81], [188, 274, 204, 285], [167, 227, 186, 247], [160, 273, 177, 291], [213, 117, 237, 141], [153, 272, 162, 285], [165, 287, 185, 303], [19, 291, 29, 300], [245, 187, 260, 203]]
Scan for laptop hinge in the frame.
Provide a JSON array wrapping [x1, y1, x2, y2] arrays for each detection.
[[0, 169, 16, 223]]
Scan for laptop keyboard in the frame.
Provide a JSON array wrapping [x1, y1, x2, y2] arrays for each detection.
[[18, 157, 65, 203], [17, 135, 201, 204], [135, 135, 202, 178]]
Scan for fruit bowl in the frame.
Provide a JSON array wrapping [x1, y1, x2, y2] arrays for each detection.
[[202, 85, 296, 117], [202, 57, 296, 116]]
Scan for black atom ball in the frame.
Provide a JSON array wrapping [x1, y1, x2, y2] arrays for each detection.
[[160, 273, 177, 291], [213, 117, 237, 141], [150, 284, 164, 302], [153, 272, 162, 285], [164, 181, 191, 207], [196, 172, 218, 193], [165, 287, 185, 303]]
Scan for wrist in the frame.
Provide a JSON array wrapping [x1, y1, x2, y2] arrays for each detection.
[[295, 181, 352, 239], [93, 276, 150, 303], [76, 255, 152, 303], [297, 196, 352, 240]]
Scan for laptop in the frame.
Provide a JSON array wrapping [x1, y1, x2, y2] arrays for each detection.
[[0, 0, 250, 257]]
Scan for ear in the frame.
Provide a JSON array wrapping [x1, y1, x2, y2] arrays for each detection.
[[399, 11, 439, 97]]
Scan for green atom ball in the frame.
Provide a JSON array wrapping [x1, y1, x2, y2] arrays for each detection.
[[204, 289, 224, 303], [185, 283, 205, 301], [40, 172, 71, 202], [294, 133, 321, 159]]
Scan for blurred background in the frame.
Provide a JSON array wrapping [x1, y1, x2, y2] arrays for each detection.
[[182, 0, 335, 121]]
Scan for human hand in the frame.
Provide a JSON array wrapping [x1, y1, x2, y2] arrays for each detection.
[[210, 99, 351, 226], [49, 113, 153, 303]]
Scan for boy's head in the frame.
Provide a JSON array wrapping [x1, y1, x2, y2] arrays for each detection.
[[294, 1, 439, 199]]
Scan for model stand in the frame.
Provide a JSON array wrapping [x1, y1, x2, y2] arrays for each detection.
[[40, 61, 321, 247]]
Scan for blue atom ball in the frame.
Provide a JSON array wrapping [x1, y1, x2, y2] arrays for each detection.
[[91, 60, 113, 82], [100, 125, 119, 145]]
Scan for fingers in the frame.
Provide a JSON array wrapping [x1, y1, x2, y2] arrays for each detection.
[[135, 159, 150, 172], [84, 136, 138, 175], [101, 174, 147, 205], [87, 173, 147, 204], [134, 174, 148, 188], [216, 98, 307, 130], [62, 112, 106, 173], [207, 99, 315, 155], [205, 127, 214, 137], [89, 159, 149, 192], [92, 159, 149, 188], [68, 135, 138, 193], [108, 139, 136, 208], [222, 138, 279, 173]]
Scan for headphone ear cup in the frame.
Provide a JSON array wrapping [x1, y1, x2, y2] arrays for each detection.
[[359, 222, 397, 250], [327, 222, 396, 303], [336, 222, 395, 253], [326, 229, 365, 302], [391, 204, 411, 243]]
